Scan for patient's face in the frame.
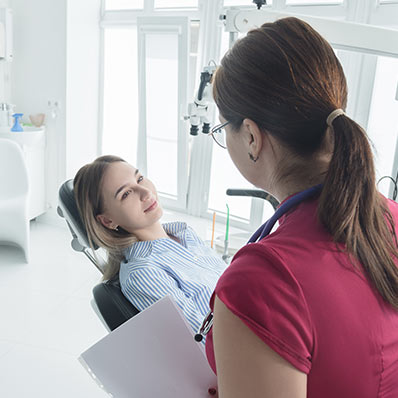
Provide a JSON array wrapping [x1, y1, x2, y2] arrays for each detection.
[[97, 161, 163, 235]]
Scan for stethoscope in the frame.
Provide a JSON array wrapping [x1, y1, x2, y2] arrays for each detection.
[[194, 184, 323, 342]]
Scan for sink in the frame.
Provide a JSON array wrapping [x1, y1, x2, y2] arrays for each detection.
[[0, 126, 45, 146]]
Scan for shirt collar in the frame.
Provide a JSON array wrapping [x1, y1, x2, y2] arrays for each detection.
[[124, 221, 188, 259], [162, 221, 187, 235], [125, 240, 153, 258]]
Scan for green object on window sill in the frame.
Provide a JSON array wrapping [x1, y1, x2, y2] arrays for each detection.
[[225, 203, 230, 242]]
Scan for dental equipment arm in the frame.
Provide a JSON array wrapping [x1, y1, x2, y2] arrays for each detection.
[[186, 64, 217, 136]]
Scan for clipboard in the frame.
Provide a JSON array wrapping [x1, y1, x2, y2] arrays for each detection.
[[79, 295, 217, 398]]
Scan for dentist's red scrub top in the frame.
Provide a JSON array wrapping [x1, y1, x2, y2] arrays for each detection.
[[206, 196, 398, 398]]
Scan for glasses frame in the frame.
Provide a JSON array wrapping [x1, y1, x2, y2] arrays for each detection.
[[207, 121, 230, 149]]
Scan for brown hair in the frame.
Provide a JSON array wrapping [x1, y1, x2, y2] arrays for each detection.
[[74, 155, 137, 281], [213, 17, 398, 309]]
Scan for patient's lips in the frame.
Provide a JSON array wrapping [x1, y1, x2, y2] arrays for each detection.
[[144, 200, 158, 213]]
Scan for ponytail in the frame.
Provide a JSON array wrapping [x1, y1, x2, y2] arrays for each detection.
[[212, 16, 398, 309], [318, 115, 398, 309]]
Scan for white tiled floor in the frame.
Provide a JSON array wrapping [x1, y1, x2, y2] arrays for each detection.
[[0, 221, 109, 398], [0, 211, 247, 398]]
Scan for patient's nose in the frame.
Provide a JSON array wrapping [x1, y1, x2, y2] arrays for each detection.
[[139, 186, 152, 201]]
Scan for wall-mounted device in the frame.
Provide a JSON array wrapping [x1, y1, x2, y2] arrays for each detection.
[[0, 8, 13, 62]]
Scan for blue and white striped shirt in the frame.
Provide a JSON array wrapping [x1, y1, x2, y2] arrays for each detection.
[[119, 221, 227, 336]]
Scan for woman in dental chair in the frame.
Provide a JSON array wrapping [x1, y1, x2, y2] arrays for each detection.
[[73, 155, 226, 336]]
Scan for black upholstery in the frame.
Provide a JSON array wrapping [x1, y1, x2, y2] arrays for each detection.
[[58, 179, 97, 250], [58, 179, 140, 331], [93, 278, 140, 331]]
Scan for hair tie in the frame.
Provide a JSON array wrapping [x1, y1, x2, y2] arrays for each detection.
[[326, 108, 345, 127]]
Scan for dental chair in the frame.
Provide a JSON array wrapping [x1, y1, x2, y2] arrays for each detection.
[[57, 179, 278, 332], [57, 179, 139, 332]]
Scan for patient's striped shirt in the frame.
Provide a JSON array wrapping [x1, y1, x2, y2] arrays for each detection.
[[119, 222, 227, 337]]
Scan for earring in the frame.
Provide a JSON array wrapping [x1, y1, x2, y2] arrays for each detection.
[[248, 152, 259, 163]]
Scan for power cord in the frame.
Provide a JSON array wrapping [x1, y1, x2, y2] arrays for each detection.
[[377, 171, 398, 201]]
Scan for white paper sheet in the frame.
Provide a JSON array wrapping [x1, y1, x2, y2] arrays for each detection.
[[79, 295, 217, 398]]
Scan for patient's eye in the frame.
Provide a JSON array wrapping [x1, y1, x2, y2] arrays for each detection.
[[137, 176, 144, 183], [122, 189, 132, 200]]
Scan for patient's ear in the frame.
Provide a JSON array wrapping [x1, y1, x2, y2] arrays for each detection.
[[96, 214, 116, 230]]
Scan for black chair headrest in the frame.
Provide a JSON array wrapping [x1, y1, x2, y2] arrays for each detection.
[[58, 179, 99, 250]]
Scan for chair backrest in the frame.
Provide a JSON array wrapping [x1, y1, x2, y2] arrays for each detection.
[[0, 139, 29, 199], [93, 278, 140, 331], [58, 179, 97, 250]]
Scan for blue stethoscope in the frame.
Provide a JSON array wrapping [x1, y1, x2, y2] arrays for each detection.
[[194, 184, 323, 342]]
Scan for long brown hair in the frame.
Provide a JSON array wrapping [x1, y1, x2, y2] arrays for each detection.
[[74, 155, 137, 281], [213, 17, 398, 309]]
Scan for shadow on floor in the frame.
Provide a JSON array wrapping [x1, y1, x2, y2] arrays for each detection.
[[0, 243, 27, 266]]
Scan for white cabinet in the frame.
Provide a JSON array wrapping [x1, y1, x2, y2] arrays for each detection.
[[0, 127, 47, 220]]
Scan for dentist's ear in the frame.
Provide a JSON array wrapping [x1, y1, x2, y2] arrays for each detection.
[[242, 118, 264, 160], [96, 214, 117, 230]]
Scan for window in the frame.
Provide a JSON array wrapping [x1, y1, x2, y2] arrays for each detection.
[[372, 1, 398, 28], [142, 31, 180, 197], [206, 29, 265, 228], [208, 142, 254, 221], [102, 27, 139, 166], [136, 17, 190, 209], [367, 56, 398, 197], [286, 0, 342, 4], [104, 0, 143, 10], [223, 0, 270, 6], [154, 0, 198, 8], [100, 2, 199, 211]]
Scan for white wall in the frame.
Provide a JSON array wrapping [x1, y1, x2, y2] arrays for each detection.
[[11, 0, 67, 213], [10, 0, 100, 224], [0, 0, 11, 102]]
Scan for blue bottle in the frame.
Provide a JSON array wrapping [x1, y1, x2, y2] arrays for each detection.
[[11, 113, 24, 132]]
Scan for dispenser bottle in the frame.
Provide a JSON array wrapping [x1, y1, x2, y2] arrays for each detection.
[[11, 113, 24, 132]]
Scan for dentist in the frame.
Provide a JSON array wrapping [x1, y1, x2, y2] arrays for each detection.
[[204, 17, 398, 398]]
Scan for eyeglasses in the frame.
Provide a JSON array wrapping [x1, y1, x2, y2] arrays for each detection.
[[208, 121, 230, 149]]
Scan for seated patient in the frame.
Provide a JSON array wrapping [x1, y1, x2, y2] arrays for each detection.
[[74, 155, 227, 334]]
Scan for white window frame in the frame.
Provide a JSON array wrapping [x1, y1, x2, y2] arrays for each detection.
[[186, 0, 224, 217], [136, 16, 190, 210]]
